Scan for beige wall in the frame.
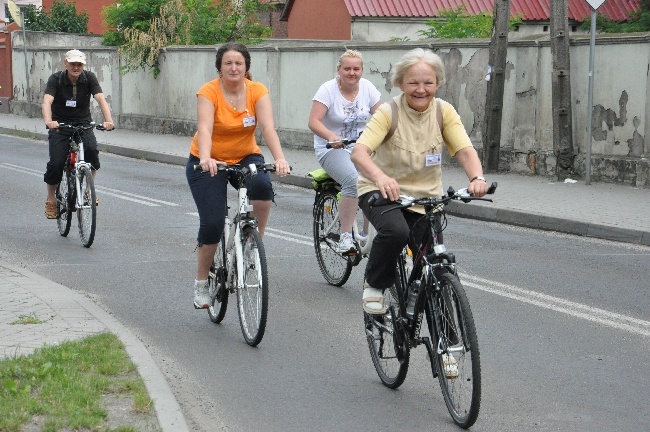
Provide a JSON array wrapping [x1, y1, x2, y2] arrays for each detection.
[[9, 31, 650, 186]]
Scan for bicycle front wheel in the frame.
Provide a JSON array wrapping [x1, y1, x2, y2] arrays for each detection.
[[56, 168, 72, 237], [365, 281, 410, 389], [77, 166, 96, 247], [313, 191, 352, 286], [427, 273, 481, 429], [237, 226, 268, 346], [208, 233, 229, 323]]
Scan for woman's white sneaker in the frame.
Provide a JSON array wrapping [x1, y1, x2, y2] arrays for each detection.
[[193, 279, 210, 309]]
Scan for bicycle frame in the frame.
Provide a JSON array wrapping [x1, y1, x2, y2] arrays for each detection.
[[317, 191, 376, 257], [395, 210, 459, 358], [222, 180, 258, 292], [310, 171, 376, 259], [69, 140, 92, 209], [59, 123, 96, 207]]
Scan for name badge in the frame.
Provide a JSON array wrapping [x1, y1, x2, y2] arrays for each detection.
[[66, 100, 77, 108], [426, 153, 441, 167], [243, 116, 256, 127]]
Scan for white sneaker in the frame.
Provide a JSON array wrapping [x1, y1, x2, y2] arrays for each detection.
[[193, 279, 210, 309], [442, 353, 458, 379], [336, 232, 356, 254], [356, 230, 368, 246]]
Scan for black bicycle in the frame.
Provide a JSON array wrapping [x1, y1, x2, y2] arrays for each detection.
[[55, 122, 107, 248], [364, 182, 496, 429]]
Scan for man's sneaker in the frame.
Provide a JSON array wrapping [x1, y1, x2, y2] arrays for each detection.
[[442, 353, 458, 379], [335, 232, 356, 254], [193, 279, 210, 309]]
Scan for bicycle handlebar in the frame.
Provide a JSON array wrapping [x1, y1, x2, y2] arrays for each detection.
[[49, 122, 112, 131], [325, 138, 357, 149], [193, 162, 278, 175], [368, 182, 498, 211]]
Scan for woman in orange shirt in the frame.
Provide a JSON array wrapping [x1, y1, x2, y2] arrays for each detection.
[[186, 42, 290, 309]]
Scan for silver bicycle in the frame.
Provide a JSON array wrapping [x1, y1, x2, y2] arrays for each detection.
[[196, 162, 275, 347], [310, 139, 378, 286], [55, 122, 106, 248]]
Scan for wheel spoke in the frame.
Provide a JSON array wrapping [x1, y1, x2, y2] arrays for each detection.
[[237, 227, 268, 346], [313, 192, 352, 286], [429, 273, 481, 428], [365, 283, 409, 388]]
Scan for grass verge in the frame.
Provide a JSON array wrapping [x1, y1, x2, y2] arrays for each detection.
[[0, 333, 159, 432]]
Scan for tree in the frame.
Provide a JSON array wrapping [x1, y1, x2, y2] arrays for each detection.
[[580, 0, 650, 33], [115, 0, 271, 77], [16, 0, 88, 33], [103, 0, 271, 46], [102, 0, 168, 46], [418, 5, 522, 39]]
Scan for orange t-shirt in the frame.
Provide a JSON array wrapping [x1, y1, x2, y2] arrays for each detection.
[[189, 78, 268, 164]]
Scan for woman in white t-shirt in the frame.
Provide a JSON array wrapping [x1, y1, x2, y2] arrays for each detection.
[[308, 50, 382, 254]]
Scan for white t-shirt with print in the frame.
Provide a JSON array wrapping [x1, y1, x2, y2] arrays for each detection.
[[312, 77, 381, 161]]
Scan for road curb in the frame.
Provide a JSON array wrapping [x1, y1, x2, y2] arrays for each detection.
[[3, 127, 648, 246]]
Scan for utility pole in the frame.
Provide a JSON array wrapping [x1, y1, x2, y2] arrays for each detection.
[[550, 0, 574, 180], [483, 0, 510, 172]]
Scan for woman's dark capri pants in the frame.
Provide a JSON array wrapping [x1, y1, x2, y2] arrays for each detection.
[[186, 153, 274, 246], [359, 191, 443, 291], [43, 127, 100, 185]]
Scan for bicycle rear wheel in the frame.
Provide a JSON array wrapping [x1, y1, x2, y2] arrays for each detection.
[[427, 273, 481, 429], [56, 168, 72, 237], [313, 191, 352, 286], [77, 166, 96, 247], [208, 233, 229, 323], [365, 281, 410, 389], [237, 226, 268, 346]]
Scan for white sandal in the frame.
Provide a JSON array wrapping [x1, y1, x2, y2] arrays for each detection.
[[362, 287, 387, 315]]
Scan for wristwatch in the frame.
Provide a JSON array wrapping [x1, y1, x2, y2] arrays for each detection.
[[470, 176, 486, 183]]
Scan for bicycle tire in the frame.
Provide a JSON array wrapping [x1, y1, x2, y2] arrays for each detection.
[[365, 278, 410, 389], [77, 166, 96, 247], [313, 191, 352, 286], [427, 272, 481, 429], [237, 226, 268, 346], [208, 233, 229, 323], [56, 168, 72, 237]]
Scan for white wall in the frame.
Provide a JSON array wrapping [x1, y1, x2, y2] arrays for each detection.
[[9, 32, 650, 185]]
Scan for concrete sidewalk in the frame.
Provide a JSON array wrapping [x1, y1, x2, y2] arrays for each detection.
[[0, 111, 648, 431], [0, 260, 189, 431]]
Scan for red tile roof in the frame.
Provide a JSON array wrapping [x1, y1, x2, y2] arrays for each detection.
[[343, 0, 640, 22]]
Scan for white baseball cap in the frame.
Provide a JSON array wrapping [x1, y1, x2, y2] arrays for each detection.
[[65, 49, 86, 64]]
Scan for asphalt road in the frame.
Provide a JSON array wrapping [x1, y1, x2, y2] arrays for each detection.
[[2, 135, 649, 432]]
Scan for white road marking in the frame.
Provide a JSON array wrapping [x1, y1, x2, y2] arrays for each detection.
[[264, 227, 313, 246], [462, 274, 650, 337], [96, 186, 178, 206], [1, 163, 177, 207], [2, 163, 42, 176], [9, 160, 640, 336]]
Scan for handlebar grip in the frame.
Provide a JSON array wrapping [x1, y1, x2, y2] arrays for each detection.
[[368, 192, 394, 208], [487, 182, 498, 194], [325, 138, 356, 149]]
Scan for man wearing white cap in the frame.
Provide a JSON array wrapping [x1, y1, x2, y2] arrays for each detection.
[[42, 49, 115, 219]]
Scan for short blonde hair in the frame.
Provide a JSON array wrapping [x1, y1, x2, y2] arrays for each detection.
[[391, 48, 445, 87], [337, 49, 363, 69]]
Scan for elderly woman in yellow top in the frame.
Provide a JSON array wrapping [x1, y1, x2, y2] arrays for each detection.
[[351, 48, 489, 315], [186, 42, 290, 309]]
